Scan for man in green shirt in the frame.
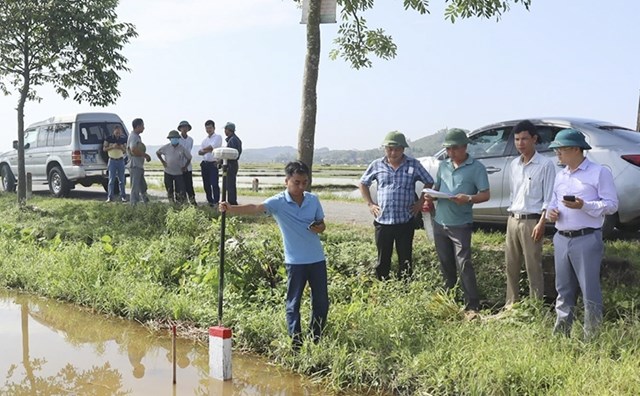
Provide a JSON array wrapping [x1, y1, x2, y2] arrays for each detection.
[[426, 128, 490, 315]]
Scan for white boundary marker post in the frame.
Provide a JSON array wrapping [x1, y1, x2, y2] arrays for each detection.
[[209, 326, 232, 381]]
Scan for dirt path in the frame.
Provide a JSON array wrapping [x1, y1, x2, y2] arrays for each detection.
[[235, 195, 373, 227], [30, 184, 374, 227]]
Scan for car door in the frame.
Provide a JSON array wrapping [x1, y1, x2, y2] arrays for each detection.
[[23, 128, 40, 180], [30, 125, 53, 181], [465, 126, 513, 221]]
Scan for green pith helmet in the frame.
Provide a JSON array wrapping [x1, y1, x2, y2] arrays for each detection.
[[548, 128, 592, 150], [382, 131, 409, 148], [177, 120, 192, 131], [442, 128, 470, 147], [167, 130, 180, 139]]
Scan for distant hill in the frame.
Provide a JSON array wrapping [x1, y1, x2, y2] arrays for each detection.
[[410, 129, 448, 157], [147, 130, 449, 165]]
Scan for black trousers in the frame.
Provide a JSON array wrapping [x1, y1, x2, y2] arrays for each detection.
[[164, 172, 185, 203], [374, 221, 415, 280], [200, 161, 220, 204], [226, 161, 239, 205], [182, 170, 196, 204]]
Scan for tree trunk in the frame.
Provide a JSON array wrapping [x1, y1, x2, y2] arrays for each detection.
[[16, 81, 28, 206], [297, 0, 321, 189]]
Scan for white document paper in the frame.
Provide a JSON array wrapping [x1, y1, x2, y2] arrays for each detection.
[[422, 188, 454, 199]]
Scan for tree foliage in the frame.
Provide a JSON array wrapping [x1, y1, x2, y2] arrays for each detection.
[[0, 0, 137, 204], [295, 0, 531, 190], [329, 0, 532, 69], [0, 0, 137, 104]]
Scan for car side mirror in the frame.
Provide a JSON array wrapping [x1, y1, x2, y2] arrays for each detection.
[[12, 140, 18, 150], [24, 143, 30, 149]]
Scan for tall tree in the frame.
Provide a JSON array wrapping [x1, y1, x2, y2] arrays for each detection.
[[297, 0, 531, 187], [0, 0, 137, 205]]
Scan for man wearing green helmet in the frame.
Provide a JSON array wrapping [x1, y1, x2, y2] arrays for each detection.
[[359, 131, 434, 280], [425, 128, 490, 315], [546, 128, 618, 339]]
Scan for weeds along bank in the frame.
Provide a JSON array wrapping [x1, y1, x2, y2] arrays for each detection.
[[0, 194, 639, 395]]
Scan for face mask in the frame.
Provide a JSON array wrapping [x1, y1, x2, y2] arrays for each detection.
[[170, 138, 180, 145]]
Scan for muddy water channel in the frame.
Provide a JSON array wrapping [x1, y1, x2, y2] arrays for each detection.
[[0, 289, 325, 395]]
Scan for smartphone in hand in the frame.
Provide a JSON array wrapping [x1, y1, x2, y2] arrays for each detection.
[[563, 195, 576, 202], [308, 220, 322, 229]]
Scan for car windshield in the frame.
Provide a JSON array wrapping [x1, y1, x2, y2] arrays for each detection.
[[600, 128, 640, 143]]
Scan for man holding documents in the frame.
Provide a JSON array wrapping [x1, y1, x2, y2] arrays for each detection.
[[360, 131, 434, 280], [426, 128, 490, 315]]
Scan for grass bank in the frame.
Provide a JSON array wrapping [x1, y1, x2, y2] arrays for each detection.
[[0, 194, 638, 395]]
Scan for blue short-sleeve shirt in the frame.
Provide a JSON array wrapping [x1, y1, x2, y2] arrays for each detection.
[[360, 155, 434, 224], [434, 155, 489, 226], [263, 191, 326, 265]]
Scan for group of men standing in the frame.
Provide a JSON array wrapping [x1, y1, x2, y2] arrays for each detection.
[[103, 118, 242, 207], [360, 122, 618, 338]]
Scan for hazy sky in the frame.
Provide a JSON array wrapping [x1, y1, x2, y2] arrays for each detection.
[[1, 0, 639, 153]]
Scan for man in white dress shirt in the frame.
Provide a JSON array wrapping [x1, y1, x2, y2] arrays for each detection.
[[505, 120, 556, 307], [198, 120, 223, 207]]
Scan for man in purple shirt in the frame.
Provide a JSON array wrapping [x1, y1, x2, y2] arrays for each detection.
[[547, 128, 618, 339]]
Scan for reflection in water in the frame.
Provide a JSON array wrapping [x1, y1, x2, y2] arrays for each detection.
[[0, 289, 326, 395]]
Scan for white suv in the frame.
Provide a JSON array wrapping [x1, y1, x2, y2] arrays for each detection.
[[0, 112, 128, 197]]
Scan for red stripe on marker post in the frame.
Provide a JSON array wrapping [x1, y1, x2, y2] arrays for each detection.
[[209, 326, 232, 339]]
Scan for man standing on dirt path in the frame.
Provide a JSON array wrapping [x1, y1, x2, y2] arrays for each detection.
[[425, 128, 489, 316], [127, 118, 151, 205], [103, 125, 128, 203], [359, 131, 434, 280], [177, 120, 197, 206], [220, 160, 328, 350], [198, 120, 223, 207], [505, 120, 556, 308], [547, 128, 618, 340], [223, 122, 242, 205]]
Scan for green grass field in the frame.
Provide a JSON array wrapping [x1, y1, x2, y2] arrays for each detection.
[[0, 194, 638, 395]]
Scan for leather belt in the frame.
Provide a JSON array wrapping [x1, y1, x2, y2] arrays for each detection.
[[109, 157, 124, 161], [510, 213, 541, 220], [558, 228, 599, 238]]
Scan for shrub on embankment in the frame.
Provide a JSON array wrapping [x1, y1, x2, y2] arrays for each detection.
[[0, 194, 639, 395]]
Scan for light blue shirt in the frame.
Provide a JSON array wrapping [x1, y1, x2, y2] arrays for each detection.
[[434, 155, 489, 226], [263, 191, 325, 265], [547, 158, 618, 231]]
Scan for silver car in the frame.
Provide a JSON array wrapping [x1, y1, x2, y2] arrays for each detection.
[[0, 112, 128, 197], [418, 117, 640, 237]]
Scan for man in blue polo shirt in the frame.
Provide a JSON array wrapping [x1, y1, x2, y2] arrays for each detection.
[[426, 128, 490, 315], [219, 160, 327, 349], [359, 131, 434, 280]]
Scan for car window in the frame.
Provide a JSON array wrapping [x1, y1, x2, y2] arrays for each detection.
[[535, 126, 564, 152], [80, 122, 124, 144], [467, 127, 510, 158], [24, 129, 38, 149], [53, 123, 72, 146], [36, 127, 51, 147]]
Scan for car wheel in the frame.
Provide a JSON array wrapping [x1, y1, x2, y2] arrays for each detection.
[[1, 165, 16, 193], [48, 166, 71, 198], [602, 213, 619, 239]]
